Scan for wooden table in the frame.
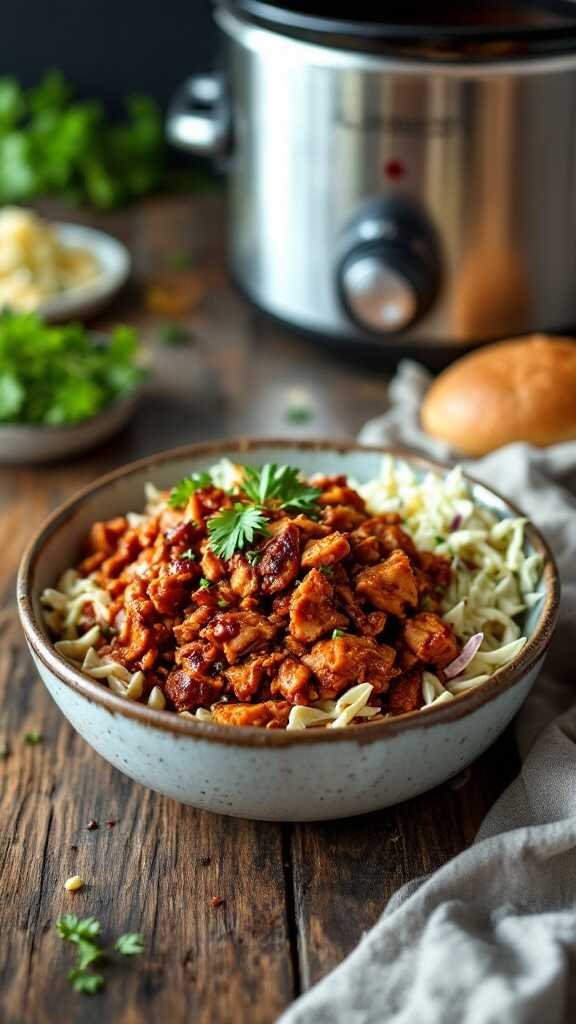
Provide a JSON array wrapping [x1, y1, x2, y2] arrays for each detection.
[[0, 194, 518, 1024]]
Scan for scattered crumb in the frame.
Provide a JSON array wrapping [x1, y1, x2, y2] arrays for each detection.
[[64, 875, 84, 892], [209, 896, 225, 909], [86, 819, 98, 831], [199, 856, 211, 867], [159, 322, 192, 346], [104, 820, 116, 829], [70, 845, 79, 852]]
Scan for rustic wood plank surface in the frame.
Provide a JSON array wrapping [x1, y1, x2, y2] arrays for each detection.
[[0, 193, 519, 1024]]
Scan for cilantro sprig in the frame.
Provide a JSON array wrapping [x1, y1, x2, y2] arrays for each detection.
[[168, 472, 212, 508], [0, 314, 142, 425], [241, 463, 320, 513], [208, 504, 270, 561], [56, 914, 144, 994]]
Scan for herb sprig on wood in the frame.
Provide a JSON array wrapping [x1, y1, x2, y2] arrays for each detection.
[[56, 914, 144, 994]]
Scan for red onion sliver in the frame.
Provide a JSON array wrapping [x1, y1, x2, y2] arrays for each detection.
[[444, 633, 484, 680], [450, 514, 462, 532]]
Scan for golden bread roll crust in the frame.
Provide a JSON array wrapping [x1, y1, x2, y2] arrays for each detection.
[[421, 335, 576, 456]]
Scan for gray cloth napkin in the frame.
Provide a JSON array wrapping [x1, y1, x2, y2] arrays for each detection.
[[279, 361, 576, 1024]]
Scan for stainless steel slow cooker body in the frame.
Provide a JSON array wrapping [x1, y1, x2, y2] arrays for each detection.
[[168, 3, 576, 349]]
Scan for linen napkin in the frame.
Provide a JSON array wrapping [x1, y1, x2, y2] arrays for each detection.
[[279, 361, 576, 1024]]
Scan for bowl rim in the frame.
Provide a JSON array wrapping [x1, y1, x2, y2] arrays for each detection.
[[17, 437, 561, 749]]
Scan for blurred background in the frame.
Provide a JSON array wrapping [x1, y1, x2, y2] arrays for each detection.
[[1, 1, 216, 111]]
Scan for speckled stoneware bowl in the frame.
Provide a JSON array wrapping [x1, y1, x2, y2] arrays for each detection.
[[17, 440, 560, 822]]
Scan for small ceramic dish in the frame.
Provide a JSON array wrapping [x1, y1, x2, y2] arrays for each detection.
[[39, 223, 131, 323], [0, 387, 141, 465], [17, 440, 560, 821]]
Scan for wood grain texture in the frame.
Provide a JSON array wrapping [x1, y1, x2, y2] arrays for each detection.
[[0, 193, 519, 1023]]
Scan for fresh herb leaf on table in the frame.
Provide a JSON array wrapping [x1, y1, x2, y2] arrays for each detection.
[[56, 915, 145, 994], [0, 313, 142, 425]]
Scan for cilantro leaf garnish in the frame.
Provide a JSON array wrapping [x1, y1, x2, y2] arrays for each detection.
[[115, 933, 145, 956], [24, 729, 43, 745], [57, 915, 101, 942], [168, 472, 212, 508], [240, 463, 320, 513], [181, 548, 196, 560], [208, 504, 270, 561], [332, 629, 346, 639], [245, 549, 262, 567], [198, 577, 211, 590]]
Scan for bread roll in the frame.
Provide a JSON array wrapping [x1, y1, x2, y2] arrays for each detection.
[[421, 335, 576, 456]]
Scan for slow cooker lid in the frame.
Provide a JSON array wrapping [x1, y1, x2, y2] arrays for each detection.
[[226, 0, 576, 59]]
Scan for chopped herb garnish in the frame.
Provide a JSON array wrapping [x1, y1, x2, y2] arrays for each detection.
[[168, 472, 212, 508], [245, 549, 262, 567], [332, 629, 346, 639], [165, 251, 194, 270], [199, 577, 211, 590], [217, 598, 229, 608], [319, 565, 335, 578], [435, 536, 445, 545], [24, 729, 42, 745], [286, 405, 314, 425], [240, 463, 321, 513], [115, 933, 145, 956], [208, 503, 270, 561], [159, 322, 191, 347], [56, 915, 144, 995], [181, 548, 197, 560]]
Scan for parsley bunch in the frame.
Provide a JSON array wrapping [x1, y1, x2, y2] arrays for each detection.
[[56, 914, 144, 994], [0, 313, 142, 424], [0, 71, 166, 209]]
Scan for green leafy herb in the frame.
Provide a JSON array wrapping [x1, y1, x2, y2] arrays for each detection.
[[165, 251, 194, 271], [208, 503, 270, 561], [319, 565, 335, 578], [285, 405, 314, 425], [199, 577, 211, 590], [0, 71, 167, 209], [181, 548, 196, 561], [56, 915, 144, 995], [24, 729, 42, 745], [245, 549, 262, 567], [168, 472, 212, 508], [159, 322, 191, 347], [435, 536, 445, 545], [332, 629, 346, 639], [115, 933, 145, 956], [241, 463, 321, 513], [217, 598, 229, 609], [0, 314, 142, 425]]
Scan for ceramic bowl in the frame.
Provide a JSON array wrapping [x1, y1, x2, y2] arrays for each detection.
[[0, 388, 141, 465], [39, 223, 131, 323], [17, 440, 560, 821]]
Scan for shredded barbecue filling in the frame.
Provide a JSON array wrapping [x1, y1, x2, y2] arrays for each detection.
[[44, 465, 465, 729]]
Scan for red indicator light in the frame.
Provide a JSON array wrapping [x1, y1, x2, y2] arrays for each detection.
[[384, 159, 405, 180]]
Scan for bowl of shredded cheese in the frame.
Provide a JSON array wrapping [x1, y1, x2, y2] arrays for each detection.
[[0, 207, 130, 321]]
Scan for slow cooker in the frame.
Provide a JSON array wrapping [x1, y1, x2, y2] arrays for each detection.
[[168, 1, 576, 354]]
